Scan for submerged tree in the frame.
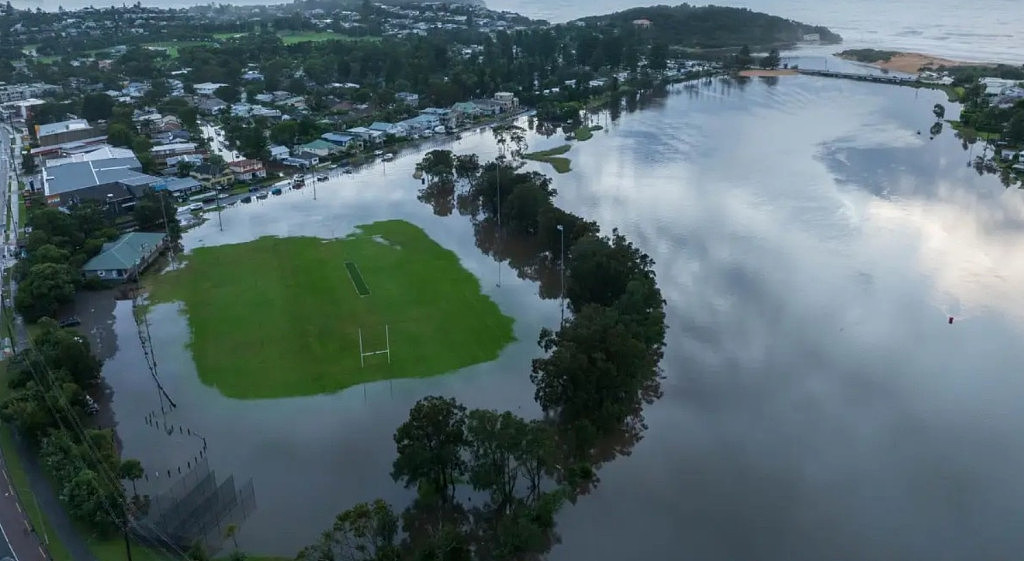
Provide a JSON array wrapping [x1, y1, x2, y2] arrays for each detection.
[[392, 396, 467, 502]]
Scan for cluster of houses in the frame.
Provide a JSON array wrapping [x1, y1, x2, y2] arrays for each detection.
[[283, 92, 519, 162], [27, 110, 276, 214]]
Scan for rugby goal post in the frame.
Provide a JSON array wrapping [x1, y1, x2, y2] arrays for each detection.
[[358, 325, 391, 367]]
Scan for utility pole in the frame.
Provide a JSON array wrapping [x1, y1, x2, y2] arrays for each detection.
[[158, 190, 174, 266], [557, 224, 565, 324], [495, 157, 502, 287], [217, 194, 223, 232]]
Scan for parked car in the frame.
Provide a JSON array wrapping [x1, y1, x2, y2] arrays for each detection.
[[271, 187, 282, 196], [241, 195, 252, 204], [188, 203, 203, 212], [317, 175, 329, 181], [84, 395, 99, 415], [256, 191, 269, 200], [58, 316, 81, 328]]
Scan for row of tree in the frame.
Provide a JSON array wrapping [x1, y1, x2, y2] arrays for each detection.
[[296, 134, 666, 559], [1, 320, 146, 536]]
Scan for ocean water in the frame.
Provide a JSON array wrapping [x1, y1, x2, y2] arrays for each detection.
[[11, 0, 1022, 65]]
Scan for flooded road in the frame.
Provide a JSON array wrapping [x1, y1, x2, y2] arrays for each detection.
[[94, 73, 1024, 559]]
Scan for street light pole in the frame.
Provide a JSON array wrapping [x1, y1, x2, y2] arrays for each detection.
[[557, 224, 564, 324], [496, 157, 502, 287]]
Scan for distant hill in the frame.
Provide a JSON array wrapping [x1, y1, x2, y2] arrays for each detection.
[[573, 4, 842, 49], [290, 0, 485, 9]]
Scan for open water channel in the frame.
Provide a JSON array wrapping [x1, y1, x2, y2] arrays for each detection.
[[80, 63, 1024, 559]]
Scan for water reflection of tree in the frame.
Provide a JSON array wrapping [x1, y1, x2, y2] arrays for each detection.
[[301, 150, 667, 561]]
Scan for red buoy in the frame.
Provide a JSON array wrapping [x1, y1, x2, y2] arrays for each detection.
[[948, 316, 954, 324]]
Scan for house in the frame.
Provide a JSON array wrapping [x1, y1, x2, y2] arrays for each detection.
[[368, 121, 407, 137], [1000, 149, 1019, 161], [190, 163, 234, 190], [228, 159, 267, 182], [632, 19, 652, 28], [195, 82, 228, 96], [81, 232, 167, 282], [493, 92, 519, 112], [398, 115, 439, 135], [151, 130, 191, 145], [269, 145, 290, 160], [471, 99, 503, 116], [451, 102, 480, 120], [420, 107, 457, 128], [980, 77, 1021, 96], [150, 142, 198, 164], [153, 176, 202, 199], [45, 145, 136, 167], [284, 152, 319, 168], [321, 133, 361, 149], [41, 155, 159, 209], [297, 139, 340, 157], [197, 98, 228, 113], [36, 119, 99, 147], [346, 127, 385, 144], [396, 92, 420, 107], [164, 154, 203, 170], [241, 71, 264, 81]]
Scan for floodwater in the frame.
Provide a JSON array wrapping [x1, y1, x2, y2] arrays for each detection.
[[89, 70, 1024, 559]]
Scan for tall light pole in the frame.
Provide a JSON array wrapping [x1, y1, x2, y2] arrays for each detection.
[[557, 224, 564, 324], [495, 157, 502, 288]]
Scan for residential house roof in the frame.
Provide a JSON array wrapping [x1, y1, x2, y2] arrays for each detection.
[[82, 232, 166, 272], [150, 142, 197, 155], [37, 118, 92, 138], [368, 121, 398, 132], [299, 139, 337, 152], [46, 145, 136, 167], [154, 177, 201, 193], [192, 163, 228, 177], [229, 159, 264, 171], [43, 156, 146, 196], [321, 133, 356, 144]]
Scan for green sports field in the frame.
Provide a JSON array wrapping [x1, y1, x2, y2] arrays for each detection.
[[148, 220, 515, 399]]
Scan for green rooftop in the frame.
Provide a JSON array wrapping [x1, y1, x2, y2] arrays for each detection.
[[82, 232, 167, 272]]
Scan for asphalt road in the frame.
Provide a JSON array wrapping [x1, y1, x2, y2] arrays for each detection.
[[0, 122, 48, 561]]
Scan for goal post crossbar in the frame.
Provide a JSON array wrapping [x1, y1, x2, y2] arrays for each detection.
[[358, 325, 391, 367]]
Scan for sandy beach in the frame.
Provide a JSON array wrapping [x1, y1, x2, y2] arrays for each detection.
[[839, 51, 994, 73], [738, 69, 799, 77]]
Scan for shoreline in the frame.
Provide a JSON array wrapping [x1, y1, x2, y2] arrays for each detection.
[[836, 50, 997, 74], [738, 69, 799, 77]]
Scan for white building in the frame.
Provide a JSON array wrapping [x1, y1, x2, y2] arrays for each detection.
[[195, 82, 228, 96]]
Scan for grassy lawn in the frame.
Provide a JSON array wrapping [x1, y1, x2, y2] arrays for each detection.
[[142, 41, 209, 58], [948, 120, 1002, 141], [148, 220, 515, 398], [277, 30, 379, 45], [524, 144, 572, 174]]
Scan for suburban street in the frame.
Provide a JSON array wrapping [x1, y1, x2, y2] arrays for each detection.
[[0, 122, 48, 561]]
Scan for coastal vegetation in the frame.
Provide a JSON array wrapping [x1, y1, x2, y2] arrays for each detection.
[[524, 144, 572, 173], [577, 5, 841, 49], [837, 48, 899, 63], [147, 220, 515, 398]]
